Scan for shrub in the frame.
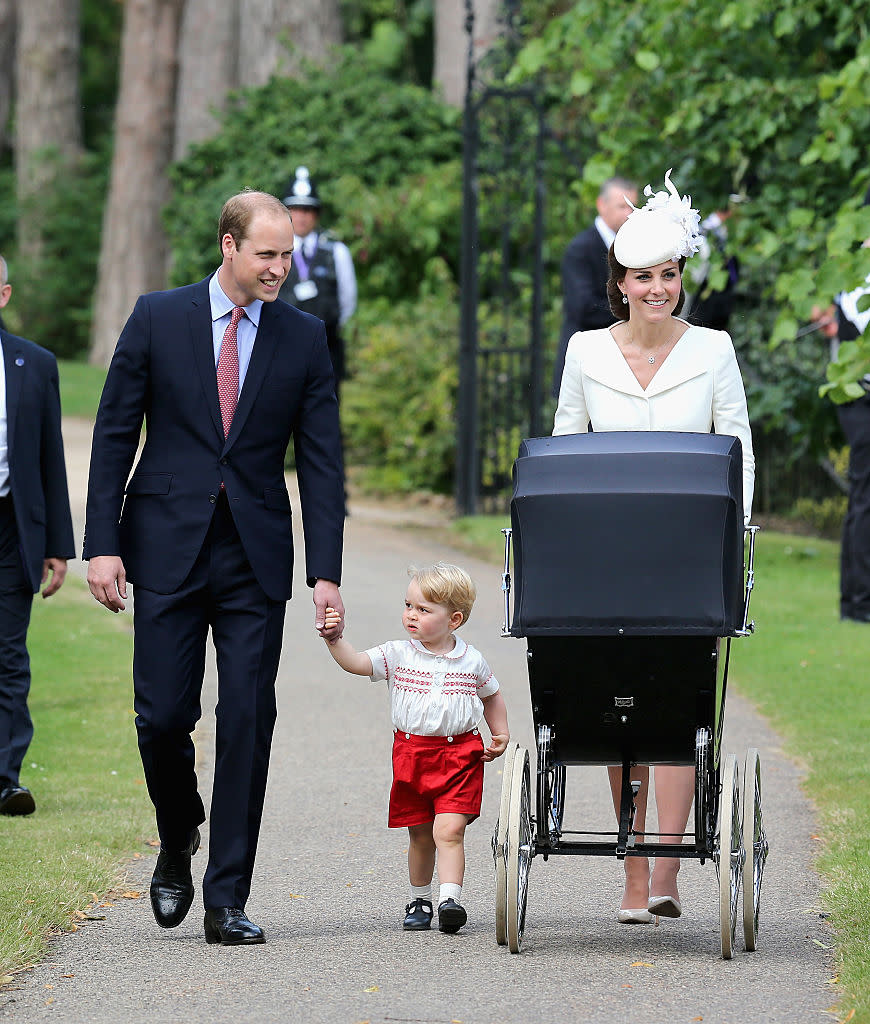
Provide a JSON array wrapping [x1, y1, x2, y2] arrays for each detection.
[[342, 265, 459, 494], [790, 495, 847, 539]]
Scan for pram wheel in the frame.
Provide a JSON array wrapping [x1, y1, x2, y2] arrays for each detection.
[[506, 745, 532, 953], [493, 740, 518, 945], [742, 747, 768, 951], [536, 725, 566, 850], [717, 753, 742, 959]]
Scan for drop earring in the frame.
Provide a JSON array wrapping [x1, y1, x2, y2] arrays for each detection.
[[622, 294, 628, 304]]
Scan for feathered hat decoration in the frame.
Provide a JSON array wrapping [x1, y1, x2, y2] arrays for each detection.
[[614, 169, 703, 269]]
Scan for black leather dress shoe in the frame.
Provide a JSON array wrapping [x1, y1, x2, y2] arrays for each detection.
[[149, 827, 200, 928], [0, 786, 35, 816], [403, 898, 433, 930], [203, 907, 265, 945]]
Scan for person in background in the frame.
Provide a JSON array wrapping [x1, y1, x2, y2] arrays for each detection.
[[279, 167, 357, 403], [684, 194, 745, 332], [0, 253, 75, 816], [811, 185, 870, 622], [552, 175, 638, 397]]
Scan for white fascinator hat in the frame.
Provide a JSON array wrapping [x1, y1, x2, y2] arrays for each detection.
[[614, 169, 703, 269]]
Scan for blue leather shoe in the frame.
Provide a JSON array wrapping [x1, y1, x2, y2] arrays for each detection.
[[403, 898, 433, 930], [437, 898, 467, 934]]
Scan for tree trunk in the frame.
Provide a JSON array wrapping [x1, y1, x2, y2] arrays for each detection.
[[173, 0, 239, 160], [433, 0, 498, 107], [0, 0, 15, 161], [14, 0, 81, 259], [237, 0, 343, 87], [89, 0, 184, 367]]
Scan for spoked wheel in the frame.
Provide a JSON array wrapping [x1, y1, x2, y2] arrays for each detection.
[[694, 726, 715, 858], [742, 747, 768, 952], [492, 740, 518, 946], [506, 745, 533, 953], [536, 725, 566, 850], [717, 753, 743, 960]]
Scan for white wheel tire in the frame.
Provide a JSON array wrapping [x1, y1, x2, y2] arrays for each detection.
[[506, 746, 531, 953], [494, 741, 518, 945], [742, 747, 766, 952], [718, 753, 742, 960]]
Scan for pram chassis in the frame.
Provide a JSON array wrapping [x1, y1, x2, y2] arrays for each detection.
[[492, 434, 768, 959]]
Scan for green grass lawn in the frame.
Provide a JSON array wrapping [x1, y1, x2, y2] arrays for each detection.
[[450, 517, 870, 1022], [0, 576, 153, 983], [56, 359, 107, 419]]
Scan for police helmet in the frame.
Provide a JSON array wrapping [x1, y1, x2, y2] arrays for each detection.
[[282, 166, 322, 210]]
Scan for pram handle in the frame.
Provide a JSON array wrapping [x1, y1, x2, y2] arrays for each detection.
[[501, 527, 513, 638], [735, 524, 760, 636]]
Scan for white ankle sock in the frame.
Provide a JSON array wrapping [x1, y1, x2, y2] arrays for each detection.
[[410, 884, 432, 901], [439, 883, 462, 905]]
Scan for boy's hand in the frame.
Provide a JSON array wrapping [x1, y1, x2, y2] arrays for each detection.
[[482, 733, 510, 762], [323, 606, 343, 644]]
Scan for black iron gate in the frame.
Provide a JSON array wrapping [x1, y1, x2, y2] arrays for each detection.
[[455, 0, 547, 515]]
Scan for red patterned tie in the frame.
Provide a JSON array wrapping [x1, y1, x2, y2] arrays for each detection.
[[217, 306, 244, 438]]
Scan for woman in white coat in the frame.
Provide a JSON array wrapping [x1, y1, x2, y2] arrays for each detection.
[[553, 171, 755, 925]]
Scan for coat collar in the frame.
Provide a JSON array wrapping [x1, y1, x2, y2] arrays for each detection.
[[582, 322, 706, 399], [408, 636, 468, 659]]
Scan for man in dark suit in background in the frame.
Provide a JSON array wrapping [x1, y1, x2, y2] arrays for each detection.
[[0, 254, 75, 816], [84, 191, 345, 946], [552, 175, 637, 397]]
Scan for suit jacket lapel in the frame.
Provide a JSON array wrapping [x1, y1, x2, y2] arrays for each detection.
[[2, 332, 23, 456], [188, 281, 225, 443], [224, 302, 278, 451]]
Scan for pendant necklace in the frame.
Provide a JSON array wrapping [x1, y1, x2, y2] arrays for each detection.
[[630, 324, 680, 365]]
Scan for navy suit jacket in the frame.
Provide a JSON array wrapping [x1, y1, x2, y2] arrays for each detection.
[[1, 331, 75, 592], [84, 278, 344, 601], [552, 225, 613, 397]]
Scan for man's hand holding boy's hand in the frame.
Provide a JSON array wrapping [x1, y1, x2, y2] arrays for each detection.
[[322, 606, 343, 644]]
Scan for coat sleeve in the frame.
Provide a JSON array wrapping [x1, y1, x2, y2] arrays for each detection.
[[712, 332, 755, 522], [553, 334, 591, 436], [83, 296, 151, 558], [292, 319, 345, 586], [40, 353, 75, 560]]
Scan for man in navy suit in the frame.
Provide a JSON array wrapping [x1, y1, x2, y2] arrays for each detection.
[[84, 191, 345, 946], [0, 254, 75, 816], [552, 175, 637, 397]]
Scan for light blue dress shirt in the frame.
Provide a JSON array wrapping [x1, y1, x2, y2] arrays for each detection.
[[209, 272, 262, 393]]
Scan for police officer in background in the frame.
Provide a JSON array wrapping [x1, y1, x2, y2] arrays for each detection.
[[279, 167, 357, 402]]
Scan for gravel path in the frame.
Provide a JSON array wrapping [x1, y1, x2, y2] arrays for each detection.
[[0, 419, 835, 1023]]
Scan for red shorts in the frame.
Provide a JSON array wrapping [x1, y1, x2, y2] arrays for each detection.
[[388, 729, 485, 828]]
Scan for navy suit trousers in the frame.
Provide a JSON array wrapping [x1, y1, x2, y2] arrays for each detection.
[[132, 493, 286, 910], [0, 497, 34, 788]]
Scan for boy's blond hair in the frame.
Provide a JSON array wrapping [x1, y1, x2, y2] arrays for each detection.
[[409, 562, 476, 626]]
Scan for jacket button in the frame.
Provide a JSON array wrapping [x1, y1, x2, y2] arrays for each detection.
[[220, 458, 228, 466], [209, 494, 217, 504]]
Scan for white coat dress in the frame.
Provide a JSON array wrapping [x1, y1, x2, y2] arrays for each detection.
[[553, 321, 755, 521]]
